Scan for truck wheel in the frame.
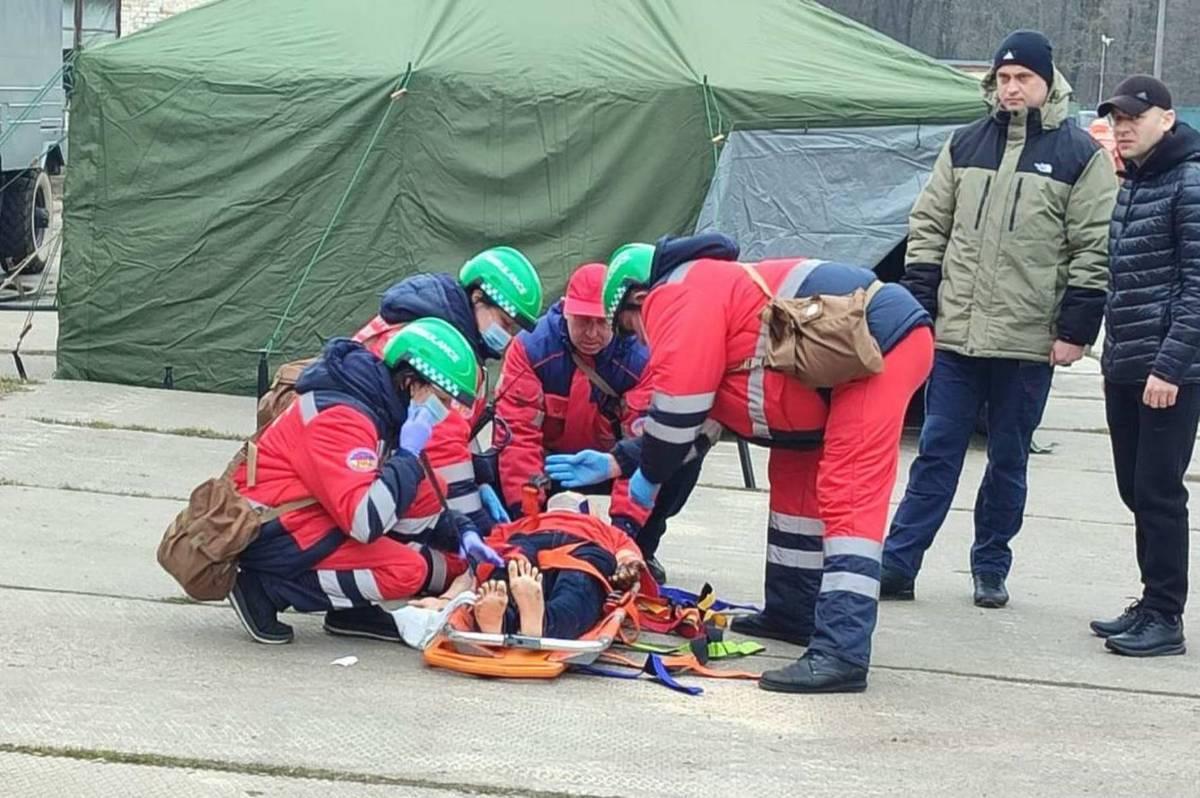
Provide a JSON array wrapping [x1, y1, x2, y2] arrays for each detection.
[[0, 169, 54, 276]]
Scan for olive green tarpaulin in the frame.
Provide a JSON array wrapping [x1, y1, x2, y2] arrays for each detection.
[[59, 0, 984, 394]]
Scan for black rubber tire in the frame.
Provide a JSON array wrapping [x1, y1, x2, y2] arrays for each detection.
[[0, 169, 53, 275]]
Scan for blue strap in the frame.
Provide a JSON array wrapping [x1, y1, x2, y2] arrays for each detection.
[[570, 655, 704, 696], [658, 585, 761, 613]]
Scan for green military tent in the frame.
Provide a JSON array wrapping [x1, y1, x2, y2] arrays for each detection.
[[60, 0, 984, 394]]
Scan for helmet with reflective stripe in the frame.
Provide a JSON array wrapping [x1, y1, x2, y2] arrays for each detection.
[[602, 243, 654, 320], [382, 317, 479, 406], [459, 246, 543, 331]]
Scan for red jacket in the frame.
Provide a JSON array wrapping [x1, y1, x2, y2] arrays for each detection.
[[637, 256, 928, 484], [235, 343, 428, 571], [494, 302, 651, 528]]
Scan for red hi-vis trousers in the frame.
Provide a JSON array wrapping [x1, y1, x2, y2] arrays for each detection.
[[763, 326, 933, 668]]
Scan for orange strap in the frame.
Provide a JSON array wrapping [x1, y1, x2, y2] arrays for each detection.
[[536, 543, 614, 593], [659, 652, 760, 680]]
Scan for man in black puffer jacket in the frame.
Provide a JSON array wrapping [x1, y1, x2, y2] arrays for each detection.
[[1093, 75, 1200, 658]]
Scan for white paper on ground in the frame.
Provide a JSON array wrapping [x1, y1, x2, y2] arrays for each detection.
[[330, 655, 358, 667]]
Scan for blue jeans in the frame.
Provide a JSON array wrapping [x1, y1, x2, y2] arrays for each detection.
[[883, 350, 1052, 579]]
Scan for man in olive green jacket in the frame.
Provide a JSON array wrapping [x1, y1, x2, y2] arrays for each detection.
[[882, 30, 1118, 608]]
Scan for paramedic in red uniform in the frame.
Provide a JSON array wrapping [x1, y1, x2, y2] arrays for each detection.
[[592, 234, 933, 692], [228, 319, 504, 645], [492, 262, 703, 583]]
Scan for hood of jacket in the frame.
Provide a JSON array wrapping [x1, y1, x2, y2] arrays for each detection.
[[981, 66, 1073, 131], [295, 338, 409, 436], [377, 272, 490, 360], [649, 232, 740, 286]]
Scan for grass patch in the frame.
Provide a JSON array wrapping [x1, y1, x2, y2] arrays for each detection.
[[30, 416, 241, 441], [0, 377, 36, 397]]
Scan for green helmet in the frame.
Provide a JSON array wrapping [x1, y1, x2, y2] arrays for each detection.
[[459, 246, 543, 331], [602, 243, 655, 320], [382, 317, 479, 406]]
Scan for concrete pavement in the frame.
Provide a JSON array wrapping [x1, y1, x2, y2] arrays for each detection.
[[3, 340, 1200, 797]]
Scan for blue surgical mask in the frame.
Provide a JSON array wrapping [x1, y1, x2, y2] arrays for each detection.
[[417, 392, 450, 424], [481, 322, 513, 355]]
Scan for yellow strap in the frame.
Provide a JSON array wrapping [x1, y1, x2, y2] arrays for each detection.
[[738, 263, 773, 298], [246, 442, 259, 488], [864, 279, 885, 305]]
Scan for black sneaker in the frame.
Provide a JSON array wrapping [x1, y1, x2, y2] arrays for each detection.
[[729, 612, 810, 647], [324, 605, 401, 642], [1090, 601, 1144, 638], [1105, 610, 1186, 657], [644, 556, 667, 585], [759, 650, 868, 694], [973, 572, 1009, 608], [229, 569, 293, 645], [880, 566, 916, 601]]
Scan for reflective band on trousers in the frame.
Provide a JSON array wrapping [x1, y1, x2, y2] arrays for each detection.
[[768, 511, 825, 537], [824, 535, 883, 562], [767, 545, 823, 570], [819, 571, 880, 600]]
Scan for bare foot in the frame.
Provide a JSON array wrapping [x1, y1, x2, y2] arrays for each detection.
[[508, 558, 544, 637], [474, 580, 508, 634]]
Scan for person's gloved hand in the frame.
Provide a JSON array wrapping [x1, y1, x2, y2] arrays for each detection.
[[544, 450, 618, 488], [629, 468, 660, 509], [458, 524, 504, 569], [398, 405, 436, 455], [478, 484, 511, 524]]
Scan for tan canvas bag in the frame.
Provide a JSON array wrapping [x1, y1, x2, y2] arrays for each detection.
[[156, 442, 315, 601], [736, 262, 885, 388]]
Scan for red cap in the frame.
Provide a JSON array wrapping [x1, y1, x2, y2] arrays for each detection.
[[562, 262, 607, 319]]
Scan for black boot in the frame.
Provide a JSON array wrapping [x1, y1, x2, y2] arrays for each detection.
[[228, 569, 293, 645], [759, 650, 868, 694], [1090, 601, 1144, 638], [973, 572, 1009, 608], [880, 566, 916, 601], [323, 605, 401, 642], [1105, 610, 1186, 657], [644, 556, 667, 585], [729, 612, 810, 647]]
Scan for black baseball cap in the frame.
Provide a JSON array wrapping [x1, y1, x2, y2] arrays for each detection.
[[1098, 75, 1173, 117]]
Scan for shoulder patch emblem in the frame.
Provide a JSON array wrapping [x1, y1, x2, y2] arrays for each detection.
[[345, 447, 379, 472]]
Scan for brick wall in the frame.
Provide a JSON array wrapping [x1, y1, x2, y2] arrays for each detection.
[[121, 0, 209, 35]]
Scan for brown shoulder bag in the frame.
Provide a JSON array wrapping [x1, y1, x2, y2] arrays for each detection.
[[735, 262, 885, 388]]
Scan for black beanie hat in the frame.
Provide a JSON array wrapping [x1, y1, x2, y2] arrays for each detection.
[[993, 30, 1054, 88]]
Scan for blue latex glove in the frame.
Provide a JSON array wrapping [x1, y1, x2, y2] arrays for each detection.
[[629, 468, 660, 509], [544, 450, 617, 488], [478, 484, 511, 524], [398, 405, 435, 455], [459, 527, 504, 569]]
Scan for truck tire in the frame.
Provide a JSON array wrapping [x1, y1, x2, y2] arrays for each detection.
[[0, 169, 54, 276]]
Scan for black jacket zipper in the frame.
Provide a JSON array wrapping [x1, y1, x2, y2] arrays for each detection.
[[1008, 178, 1024, 231], [974, 176, 992, 229]]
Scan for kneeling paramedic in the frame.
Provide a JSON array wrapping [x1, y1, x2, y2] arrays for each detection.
[[292, 247, 543, 640], [229, 318, 506, 645], [493, 262, 703, 583], [556, 234, 933, 693]]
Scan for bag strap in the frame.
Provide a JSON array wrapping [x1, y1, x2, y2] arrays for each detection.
[[738, 262, 773, 298], [864, 279, 885, 305], [570, 352, 619, 399], [258, 495, 318, 523]]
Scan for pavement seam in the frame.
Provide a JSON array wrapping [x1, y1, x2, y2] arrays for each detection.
[[25, 415, 243, 441], [0, 743, 620, 798], [0, 479, 186, 503]]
